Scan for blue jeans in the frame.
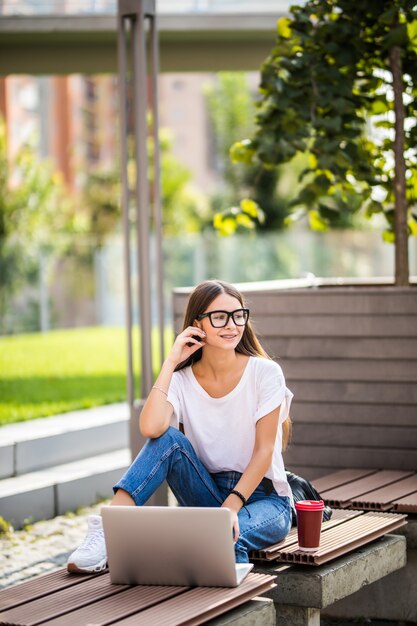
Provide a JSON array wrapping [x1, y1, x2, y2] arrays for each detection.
[[113, 426, 292, 563]]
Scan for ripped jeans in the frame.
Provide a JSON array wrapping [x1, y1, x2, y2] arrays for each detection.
[[113, 426, 292, 563]]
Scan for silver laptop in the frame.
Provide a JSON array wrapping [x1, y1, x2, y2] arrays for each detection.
[[101, 505, 253, 587]]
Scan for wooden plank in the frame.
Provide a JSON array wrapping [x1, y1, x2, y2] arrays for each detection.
[[283, 359, 417, 382], [351, 473, 417, 510], [283, 465, 337, 481], [0, 575, 127, 626], [173, 288, 417, 317], [264, 337, 417, 360], [40, 585, 188, 626], [284, 445, 417, 472], [287, 380, 417, 404], [0, 570, 97, 612], [319, 470, 414, 506], [275, 512, 408, 566], [239, 291, 417, 315], [252, 315, 417, 337], [291, 423, 417, 450], [111, 573, 276, 626], [251, 510, 363, 560], [290, 403, 417, 427], [311, 469, 378, 493], [393, 492, 417, 513]]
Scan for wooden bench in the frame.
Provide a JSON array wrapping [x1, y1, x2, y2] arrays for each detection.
[[0, 518, 407, 626], [0, 537, 406, 626], [0, 496, 408, 626], [310, 469, 417, 623], [0, 571, 277, 626], [249, 504, 408, 625]]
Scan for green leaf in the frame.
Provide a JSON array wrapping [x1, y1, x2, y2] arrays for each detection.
[[369, 98, 390, 116], [383, 230, 395, 244], [365, 200, 384, 218], [408, 214, 417, 236], [213, 212, 224, 230], [407, 20, 417, 45], [219, 217, 237, 236], [308, 209, 329, 231], [236, 213, 255, 229], [383, 24, 408, 50], [240, 198, 260, 217], [229, 139, 255, 165], [277, 17, 292, 39], [379, 7, 398, 25]]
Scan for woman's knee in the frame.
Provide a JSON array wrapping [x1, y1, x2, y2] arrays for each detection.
[[143, 425, 189, 455], [149, 425, 187, 445]]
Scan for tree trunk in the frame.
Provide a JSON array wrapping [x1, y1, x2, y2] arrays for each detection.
[[388, 44, 409, 286]]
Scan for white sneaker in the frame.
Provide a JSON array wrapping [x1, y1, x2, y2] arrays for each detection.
[[67, 515, 108, 574]]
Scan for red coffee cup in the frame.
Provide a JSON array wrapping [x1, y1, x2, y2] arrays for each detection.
[[295, 500, 325, 551]]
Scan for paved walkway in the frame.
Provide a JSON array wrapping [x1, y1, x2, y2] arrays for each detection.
[[0, 502, 108, 590]]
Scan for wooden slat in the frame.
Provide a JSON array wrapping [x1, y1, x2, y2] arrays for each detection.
[[251, 510, 363, 561], [0, 571, 276, 626], [351, 474, 417, 510], [173, 285, 417, 317], [0, 574, 127, 626], [268, 512, 407, 566], [284, 359, 417, 382], [253, 315, 417, 337], [393, 492, 417, 513], [291, 423, 417, 450], [318, 470, 414, 507], [287, 381, 417, 405], [241, 290, 417, 316], [312, 469, 377, 493], [0, 570, 97, 612], [264, 337, 417, 360], [39, 585, 189, 626], [284, 465, 342, 481], [290, 403, 417, 427], [110, 573, 276, 626], [284, 446, 417, 472]]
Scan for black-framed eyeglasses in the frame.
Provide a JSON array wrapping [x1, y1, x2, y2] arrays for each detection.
[[196, 308, 250, 328]]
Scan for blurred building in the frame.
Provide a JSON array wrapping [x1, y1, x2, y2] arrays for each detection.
[[0, 74, 119, 190], [0, 69, 258, 195]]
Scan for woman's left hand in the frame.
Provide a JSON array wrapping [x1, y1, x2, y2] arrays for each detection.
[[228, 508, 240, 542]]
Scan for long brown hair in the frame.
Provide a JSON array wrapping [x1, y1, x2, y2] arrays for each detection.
[[176, 279, 292, 449]]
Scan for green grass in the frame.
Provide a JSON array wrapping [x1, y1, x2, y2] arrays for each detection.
[[0, 326, 173, 426]]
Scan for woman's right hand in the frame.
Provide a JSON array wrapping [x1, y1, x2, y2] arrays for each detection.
[[167, 326, 206, 366]]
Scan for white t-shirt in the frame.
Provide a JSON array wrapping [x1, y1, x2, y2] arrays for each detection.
[[167, 356, 293, 501]]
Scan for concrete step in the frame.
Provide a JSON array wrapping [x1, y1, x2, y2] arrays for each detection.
[[0, 403, 129, 479], [0, 448, 131, 529]]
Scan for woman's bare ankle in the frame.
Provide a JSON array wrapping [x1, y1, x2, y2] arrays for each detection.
[[111, 488, 135, 506]]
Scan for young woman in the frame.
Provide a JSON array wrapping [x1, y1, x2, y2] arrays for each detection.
[[67, 279, 293, 573]]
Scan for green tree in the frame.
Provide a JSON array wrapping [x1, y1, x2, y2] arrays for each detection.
[[154, 128, 210, 235], [205, 73, 256, 202], [206, 73, 291, 233], [80, 127, 209, 242], [232, 1, 417, 285], [0, 119, 71, 332]]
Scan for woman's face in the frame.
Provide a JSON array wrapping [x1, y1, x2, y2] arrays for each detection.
[[195, 293, 245, 351]]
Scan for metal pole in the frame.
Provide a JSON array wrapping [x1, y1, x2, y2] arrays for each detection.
[[117, 3, 168, 507], [117, 8, 134, 411], [131, 7, 153, 398], [150, 13, 165, 367]]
